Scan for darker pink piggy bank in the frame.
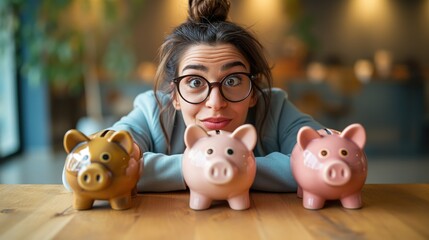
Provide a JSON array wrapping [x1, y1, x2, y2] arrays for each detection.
[[291, 123, 367, 210], [182, 124, 257, 210]]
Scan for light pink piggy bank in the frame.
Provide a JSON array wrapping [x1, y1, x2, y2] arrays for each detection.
[[182, 124, 257, 210], [291, 123, 367, 210]]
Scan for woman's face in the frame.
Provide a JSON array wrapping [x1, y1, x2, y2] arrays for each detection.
[[173, 43, 257, 132]]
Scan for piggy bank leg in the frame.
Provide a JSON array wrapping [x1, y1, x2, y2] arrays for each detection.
[[189, 191, 212, 210], [110, 195, 132, 210], [340, 192, 362, 209], [227, 192, 250, 210], [73, 195, 94, 210], [302, 191, 325, 210], [297, 186, 303, 198]]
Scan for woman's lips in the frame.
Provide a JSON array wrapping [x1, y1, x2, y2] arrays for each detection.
[[201, 118, 231, 130]]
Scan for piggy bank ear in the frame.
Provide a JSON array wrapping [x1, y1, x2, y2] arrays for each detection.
[[63, 129, 90, 154], [297, 126, 321, 150], [184, 124, 209, 148], [341, 123, 366, 149], [230, 124, 257, 151], [108, 130, 134, 155]]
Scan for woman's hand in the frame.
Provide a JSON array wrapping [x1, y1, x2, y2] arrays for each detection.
[[130, 142, 143, 177]]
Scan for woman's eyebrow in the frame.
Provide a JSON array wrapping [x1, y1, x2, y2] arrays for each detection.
[[182, 61, 247, 73], [182, 64, 208, 72], [221, 61, 246, 71]]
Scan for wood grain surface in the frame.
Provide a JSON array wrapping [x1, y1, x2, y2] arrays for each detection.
[[1, 184, 428, 240]]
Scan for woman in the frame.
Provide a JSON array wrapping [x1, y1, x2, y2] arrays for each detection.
[[63, 0, 323, 192]]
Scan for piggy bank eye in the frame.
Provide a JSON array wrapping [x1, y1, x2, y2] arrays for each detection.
[[226, 148, 234, 155], [100, 152, 111, 161], [207, 148, 214, 155], [340, 149, 348, 157], [319, 149, 329, 158]]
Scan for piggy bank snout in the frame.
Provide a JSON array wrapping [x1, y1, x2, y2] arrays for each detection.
[[322, 160, 351, 186], [204, 159, 236, 185], [78, 163, 111, 191]]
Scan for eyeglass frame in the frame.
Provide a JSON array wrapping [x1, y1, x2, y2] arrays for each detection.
[[172, 72, 256, 104]]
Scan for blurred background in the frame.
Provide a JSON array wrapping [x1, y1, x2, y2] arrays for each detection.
[[0, 0, 428, 184]]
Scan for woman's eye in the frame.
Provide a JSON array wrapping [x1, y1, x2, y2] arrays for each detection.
[[224, 76, 241, 87], [188, 77, 205, 88]]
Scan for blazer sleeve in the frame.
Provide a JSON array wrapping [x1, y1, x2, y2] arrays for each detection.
[[110, 91, 187, 192], [251, 89, 324, 192]]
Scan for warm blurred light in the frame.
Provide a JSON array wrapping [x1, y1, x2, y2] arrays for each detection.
[[307, 62, 327, 83], [239, 0, 284, 28], [246, 0, 280, 17], [69, 0, 106, 31], [340, 0, 394, 54], [348, 0, 388, 22], [165, 0, 187, 26], [138, 62, 157, 84], [374, 49, 392, 79], [353, 0, 382, 15], [238, 0, 286, 58], [354, 60, 373, 83], [424, 0, 429, 23]]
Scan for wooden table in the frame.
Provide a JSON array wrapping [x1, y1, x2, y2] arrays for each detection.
[[1, 184, 428, 240]]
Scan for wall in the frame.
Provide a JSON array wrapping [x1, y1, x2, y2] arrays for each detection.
[[131, 0, 429, 67], [301, 0, 429, 65]]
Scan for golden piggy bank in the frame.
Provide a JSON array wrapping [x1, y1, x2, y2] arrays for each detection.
[[63, 129, 142, 210]]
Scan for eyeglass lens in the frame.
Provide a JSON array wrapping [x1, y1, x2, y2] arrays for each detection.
[[176, 73, 252, 104]]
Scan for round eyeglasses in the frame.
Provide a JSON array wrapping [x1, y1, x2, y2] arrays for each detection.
[[173, 72, 255, 104]]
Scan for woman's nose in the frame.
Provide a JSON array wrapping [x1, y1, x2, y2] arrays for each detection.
[[205, 86, 227, 110]]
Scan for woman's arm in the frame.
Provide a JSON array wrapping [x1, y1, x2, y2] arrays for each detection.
[[110, 91, 187, 192], [137, 152, 186, 192], [250, 89, 324, 192], [252, 152, 297, 192]]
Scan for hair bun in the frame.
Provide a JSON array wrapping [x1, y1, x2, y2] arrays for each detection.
[[188, 0, 230, 23]]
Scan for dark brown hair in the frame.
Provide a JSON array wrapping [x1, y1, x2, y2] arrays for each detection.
[[154, 0, 272, 152]]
